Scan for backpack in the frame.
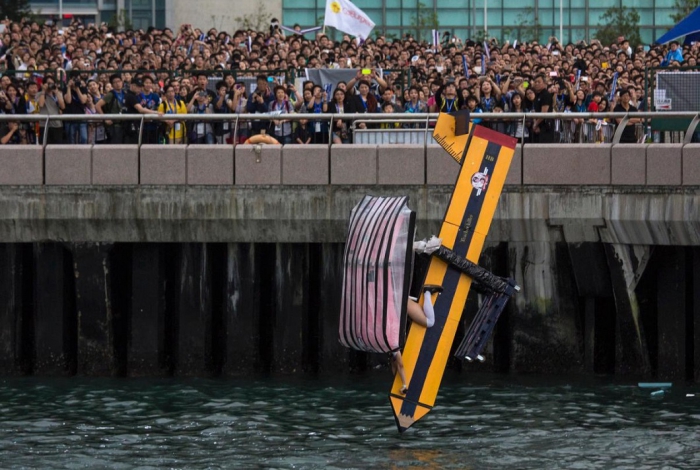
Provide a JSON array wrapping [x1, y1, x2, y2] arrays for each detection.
[[102, 91, 125, 115]]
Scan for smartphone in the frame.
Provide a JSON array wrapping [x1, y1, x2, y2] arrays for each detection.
[[106, 33, 113, 38], [549, 71, 558, 77], [361, 68, 371, 75]]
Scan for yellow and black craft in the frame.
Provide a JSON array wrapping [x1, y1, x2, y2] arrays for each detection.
[[390, 111, 517, 432]]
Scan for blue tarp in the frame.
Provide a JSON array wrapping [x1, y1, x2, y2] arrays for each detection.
[[656, 6, 700, 45]]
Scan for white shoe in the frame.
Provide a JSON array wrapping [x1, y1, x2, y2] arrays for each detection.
[[423, 236, 442, 255], [413, 239, 427, 253]]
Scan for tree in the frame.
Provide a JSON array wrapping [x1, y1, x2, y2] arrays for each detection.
[[595, 6, 641, 47], [670, 0, 700, 23], [235, 4, 272, 31], [0, 0, 32, 22], [107, 9, 133, 32], [410, 1, 438, 43], [512, 7, 542, 43]]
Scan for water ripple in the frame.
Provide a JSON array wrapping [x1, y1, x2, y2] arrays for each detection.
[[0, 375, 699, 469]]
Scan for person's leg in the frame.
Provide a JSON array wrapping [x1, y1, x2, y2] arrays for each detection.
[[78, 122, 88, 144], [407, 298, 427, 327], [391, 351, 408, 394]]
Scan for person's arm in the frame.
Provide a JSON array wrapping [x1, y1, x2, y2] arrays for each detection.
[[55, 90, 66, 111], [64, 88, 72, 104], [0, 123, 17, 145], [76, 86, 88, 105], [500, 76, 511, 95], [372, 69, 388, 91], [490, 78, 502, 99], [37, 91, 46, 109], [134, 102, 162, 115], [187, 95, 198, 112], [533, 101, 550, 132]]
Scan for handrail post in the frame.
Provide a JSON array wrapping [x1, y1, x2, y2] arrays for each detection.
[[232, 114, 240, 145], [137, 115, 145, 184], [611, 114, 630, 144], [684, 112, 700, 144], [42, 115, 51, 184]]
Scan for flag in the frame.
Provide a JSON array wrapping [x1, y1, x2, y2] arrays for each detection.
[[432, 29, 439, 50], [462, 55, 469, 79], [609, 72, 618, 101], [483, 41, 490, 60], [324, 0, 375, 40]]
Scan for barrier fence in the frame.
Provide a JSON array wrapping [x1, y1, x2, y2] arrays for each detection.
[[2, 112, 699, 148]]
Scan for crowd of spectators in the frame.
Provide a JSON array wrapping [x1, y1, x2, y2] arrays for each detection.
[[0, 16, 699, 145]]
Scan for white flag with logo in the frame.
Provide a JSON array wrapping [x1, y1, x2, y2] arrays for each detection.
[[324, 0, 375, 40]]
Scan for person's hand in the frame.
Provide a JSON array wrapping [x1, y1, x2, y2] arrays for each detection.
[[105, 120, 113, 126], [8, 122, 18, 131]]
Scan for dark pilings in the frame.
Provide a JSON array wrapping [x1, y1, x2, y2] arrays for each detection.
[[584, 297, 595, 373], [604, 244, 651, 377], [174, 243, 215, 376], [71, 243, 119, 376], [0, 244, 32, 375], [129, 244, 169, 376], [34, 243, 76, 375], [693, 248, 700, 383], [656, 247, 686, 380], [222, 243, 261, 375], [271, 244, 309, 374], [317, 243, 347, 374]]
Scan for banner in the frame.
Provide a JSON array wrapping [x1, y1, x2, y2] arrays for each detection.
[[305, 68, 359, 97], [324, 0, 375, 40]]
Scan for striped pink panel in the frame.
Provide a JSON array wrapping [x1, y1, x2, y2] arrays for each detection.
[[339, 195, 415, 354]]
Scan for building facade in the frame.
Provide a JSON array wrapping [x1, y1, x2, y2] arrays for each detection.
[[282, 0, 678, 45], [29, 0, 678, 45], [29, 0, 166, 30]]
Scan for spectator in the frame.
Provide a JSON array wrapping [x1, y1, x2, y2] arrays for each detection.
[[37, 75, 65, 144], [404, 86, 428, 114], [96, 74, 127, 143], [269, 85, 294, 144], [121, 78, 163, 144], [158, 84, 187, 144], [351, 80, 378, 130], [140, 75, 162, 144], [0, 121, 19, 145], [187, 89, 215, 144], [331, 87, 350, 144], [213, 81, 231, 144], [227, 81, 249, 143], [64, 72, 88, 144], [294, 118, 312, 144], [531, 74, 555, 143], [307, 84, 328, 143], [662, 41, 683, 66], [613, 88, 642, 143], [247, 74, 274, 136]]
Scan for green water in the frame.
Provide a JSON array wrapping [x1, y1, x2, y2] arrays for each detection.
[[0, 374, 698, 469]]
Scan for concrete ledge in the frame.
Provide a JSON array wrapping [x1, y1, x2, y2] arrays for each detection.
[[282, 144, 328, 185], [505, 144, 523, 185], [45, 145, 92, 185], [141, 144, 187, 185], [647, 144, 682, 185], [92, 145, 139, 185], [0, 145, 43, 185], [331, 144, 376, 185], [235, 144, 282, 184], [377, 144, 424, 185], [682, 144, 700, 186], [523, 144, 610, 185], [612, 144, 647, 185], [187, 145, 233, 185], [426, 144, 460, 185]]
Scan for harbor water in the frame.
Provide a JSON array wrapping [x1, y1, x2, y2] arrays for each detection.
[[1, 373, 698, 469]]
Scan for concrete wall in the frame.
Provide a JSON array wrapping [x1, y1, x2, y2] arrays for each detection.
[[2, 143, 698, 186], [166, 0, 283, 32]]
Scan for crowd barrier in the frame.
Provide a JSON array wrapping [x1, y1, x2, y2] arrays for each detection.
[[1, 112, 698, 147]]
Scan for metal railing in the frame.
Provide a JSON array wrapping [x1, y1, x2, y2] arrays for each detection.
[[2, 112, 699, 147]]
